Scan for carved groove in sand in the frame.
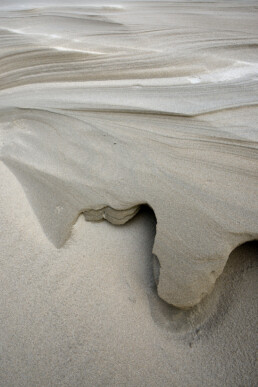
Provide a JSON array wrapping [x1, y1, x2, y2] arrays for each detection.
[[0, 1, 258, 308]]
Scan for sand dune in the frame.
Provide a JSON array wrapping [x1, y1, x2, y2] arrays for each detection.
[[0, 0, 258, 308], [0, 1, 257, 384], [0, 162, 257, 386]]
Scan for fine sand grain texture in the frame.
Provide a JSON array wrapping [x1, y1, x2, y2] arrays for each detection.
[[0, 0, 257, 308], [0, 162, 257, 386], [0, 1, 258, 385]]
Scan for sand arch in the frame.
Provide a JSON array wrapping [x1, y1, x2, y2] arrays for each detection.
[[81, 202, 258, 311]]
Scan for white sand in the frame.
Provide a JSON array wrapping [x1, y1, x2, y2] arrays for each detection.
[[0, 162, 257, 386], [1, 1, 258, 307], [0, 1, 257, 384]]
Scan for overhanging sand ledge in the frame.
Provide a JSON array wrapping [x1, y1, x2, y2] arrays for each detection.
[[0, 1, 258, 309]]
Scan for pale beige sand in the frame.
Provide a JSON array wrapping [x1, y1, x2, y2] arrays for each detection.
[[0, 1, 257, 384], [1, 1, 258, 308], [0, 161, 257, 387]]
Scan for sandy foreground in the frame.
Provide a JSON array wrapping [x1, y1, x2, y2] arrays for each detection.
[[0, 0, 257, 385], [0, 162, 257, 386]]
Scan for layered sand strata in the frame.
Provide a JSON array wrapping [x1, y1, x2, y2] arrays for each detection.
[[0, 0, 257, 308]]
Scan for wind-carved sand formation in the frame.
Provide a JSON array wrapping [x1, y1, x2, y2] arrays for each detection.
[[0, 0, 257, 308]]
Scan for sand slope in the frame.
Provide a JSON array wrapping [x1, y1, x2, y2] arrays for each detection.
[[0, 0, 258, 308], [0, 162, 257, 386]]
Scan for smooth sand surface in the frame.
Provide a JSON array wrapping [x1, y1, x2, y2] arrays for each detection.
[[0, 160, 257, 387], [1, 1, 258, 307], [0, 1, 257, 385]]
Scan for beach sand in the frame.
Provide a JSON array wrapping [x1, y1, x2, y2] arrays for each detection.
[[0, 1, 257, 385], [0, 163, 257, 386]]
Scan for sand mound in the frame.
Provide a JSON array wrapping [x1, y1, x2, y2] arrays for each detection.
[[0, 0, 258, 307], [0, 1, 257, 384], [0, 163, 257, 386]]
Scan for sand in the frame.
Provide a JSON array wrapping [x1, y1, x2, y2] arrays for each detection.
[[1, 0, 258, 308], [0, 0, 257, 385], [0, 161, 257, 386]]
